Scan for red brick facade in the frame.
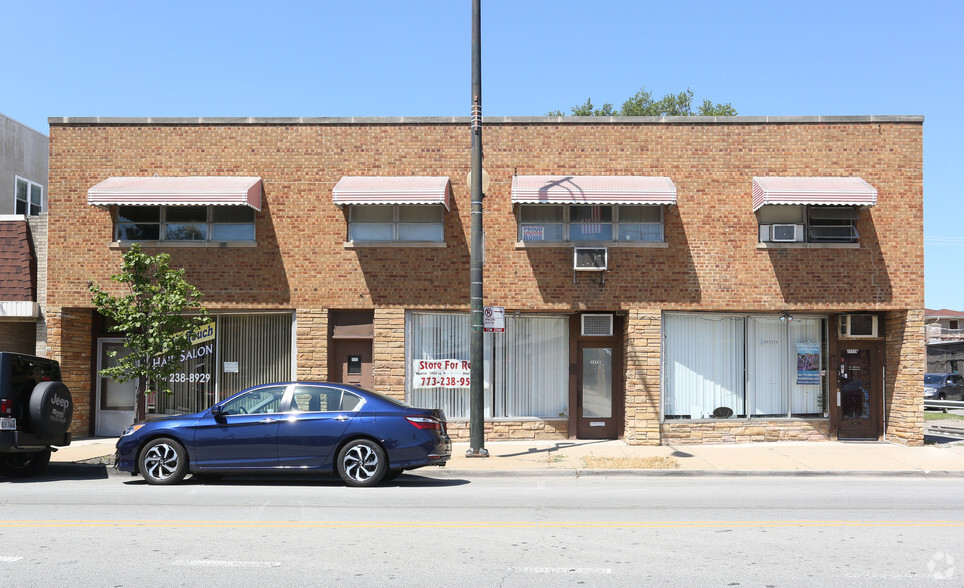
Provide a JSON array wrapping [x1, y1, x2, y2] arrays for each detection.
[[46, 116, 925, 445]]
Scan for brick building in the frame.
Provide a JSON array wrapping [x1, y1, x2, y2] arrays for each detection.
[[45, 115, 925, 445]]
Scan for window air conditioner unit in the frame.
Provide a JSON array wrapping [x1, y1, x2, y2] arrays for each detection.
[[574, 247, 607, 271], [770, 224, 805, 242], [582, 314, 614, 336], [838, 314, 878, 338]]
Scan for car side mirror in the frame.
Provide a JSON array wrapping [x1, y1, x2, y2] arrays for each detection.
[[210, 404, 226, 424]]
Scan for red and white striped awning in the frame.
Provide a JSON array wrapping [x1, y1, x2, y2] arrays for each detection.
[[752, 177, 877, 211], [88, 177, 262, 211], [511, 176, 677, 205], [332, 176, 451, 210]]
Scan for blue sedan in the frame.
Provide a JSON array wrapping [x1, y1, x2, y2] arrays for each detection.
[[115, 382, 451, 487]]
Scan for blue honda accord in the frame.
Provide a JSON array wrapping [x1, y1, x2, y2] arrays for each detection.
[[115, 382, 451, 486]]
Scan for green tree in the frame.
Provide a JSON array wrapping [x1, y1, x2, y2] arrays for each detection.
[[550, 86, 737, 117], [88, 244, 209, 408]]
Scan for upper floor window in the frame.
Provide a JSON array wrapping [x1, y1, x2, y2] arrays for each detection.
[[757, 205, 859, 244], [114, 205, 255, 242], [518, 204, 663, 243], [348, 204, 445, 243], [15, 177, 43, 216]]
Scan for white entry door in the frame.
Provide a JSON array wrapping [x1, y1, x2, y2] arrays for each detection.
[[95, 339, 137, 436]]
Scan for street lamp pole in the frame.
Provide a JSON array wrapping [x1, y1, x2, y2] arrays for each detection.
[[467, 0, 487, 457]]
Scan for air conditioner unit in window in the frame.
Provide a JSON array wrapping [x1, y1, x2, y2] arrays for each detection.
[[770, 224, 805, 242], [582, 314, 614, 336], [574, 247, 607, 271], [838, 314, 878, 338]]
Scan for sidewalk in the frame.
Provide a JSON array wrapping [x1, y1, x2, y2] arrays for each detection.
[[51, 436, 964, 476]]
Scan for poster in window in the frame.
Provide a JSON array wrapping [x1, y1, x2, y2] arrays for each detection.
[[522, 226, 545, 241], [796, 342, 820, 385]]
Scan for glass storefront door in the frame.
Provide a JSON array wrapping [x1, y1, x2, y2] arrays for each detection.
[[95, 338, 136, 436], [576, 343, 617, 439]]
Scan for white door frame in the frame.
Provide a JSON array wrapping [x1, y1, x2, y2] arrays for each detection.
[[95, 338, 137, 436]]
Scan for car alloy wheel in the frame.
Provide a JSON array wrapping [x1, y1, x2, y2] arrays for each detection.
[[337, 439, 386, 487], [139, 438, 188, 485]]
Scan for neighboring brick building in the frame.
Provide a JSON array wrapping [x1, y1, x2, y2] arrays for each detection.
[[46, 115, 925, 445]]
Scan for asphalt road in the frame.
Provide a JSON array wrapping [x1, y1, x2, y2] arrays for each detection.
[[2, 471, 963, 587]]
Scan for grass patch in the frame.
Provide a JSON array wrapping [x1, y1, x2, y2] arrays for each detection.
[[924, 411, 964, 421], [581, 455, 679, 469]]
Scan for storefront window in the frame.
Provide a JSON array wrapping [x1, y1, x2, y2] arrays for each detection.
[[406, 311, 568, 419], [147, 312, 293, 415], [664, 313, 827, 420]]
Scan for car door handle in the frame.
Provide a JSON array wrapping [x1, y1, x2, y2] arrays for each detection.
[[333, 415, 351, 421], [258, 418, 278, 424]]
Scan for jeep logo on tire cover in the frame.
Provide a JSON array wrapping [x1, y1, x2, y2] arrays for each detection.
[[28, 381, 74, 439]]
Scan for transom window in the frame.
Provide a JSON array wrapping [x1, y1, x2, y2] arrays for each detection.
[[114, 205, 255, 242], [757, 205, 859, 244], [518, 204, 663, 243], [15, 177, 43, 216], [348, 204, 445, 242]]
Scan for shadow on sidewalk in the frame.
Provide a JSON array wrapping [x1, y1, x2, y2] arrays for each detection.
[[494, 440, 615, 458]]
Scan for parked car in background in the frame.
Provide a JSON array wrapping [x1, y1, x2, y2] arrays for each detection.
[[115, 382, 451, 486], [924, 373, 964, 402], [0, 352, 74, 478]]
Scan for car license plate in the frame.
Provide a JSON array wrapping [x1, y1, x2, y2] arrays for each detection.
[[0, 417, 15, 431]]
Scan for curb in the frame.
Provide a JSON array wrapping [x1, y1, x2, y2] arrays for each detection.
[[34, 461, 964, 480]]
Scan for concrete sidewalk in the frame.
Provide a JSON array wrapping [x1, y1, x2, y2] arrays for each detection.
[[51, 436, 964, 476]]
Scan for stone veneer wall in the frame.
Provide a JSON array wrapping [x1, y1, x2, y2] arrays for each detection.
[[661, 419, 831, 444], [374, 308, 406, 400], [446, 419, 568, 441], [46, 308, 93, 437], [624, 309, 662, 445], [884, 309, 925, 446], [295, 309, 327, 380], [27, 214, 47, 356]]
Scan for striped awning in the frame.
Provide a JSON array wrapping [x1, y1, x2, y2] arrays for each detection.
[[88, 177, 262, 211], [511, 176, 677, 205], [332, 176, 451, 210], [752, 177, 877, 211]]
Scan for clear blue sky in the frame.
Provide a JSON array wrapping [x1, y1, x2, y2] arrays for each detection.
[[4, 0, 960, 310]]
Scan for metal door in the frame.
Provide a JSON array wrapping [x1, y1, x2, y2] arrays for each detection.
[[576, 343, 617, 439], [837, 347, 880, 440], [332, 340, 373, 389]]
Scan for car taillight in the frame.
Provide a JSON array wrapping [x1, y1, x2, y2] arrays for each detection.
[[1, 399, 11, 415], [405, 416, 441, 430]]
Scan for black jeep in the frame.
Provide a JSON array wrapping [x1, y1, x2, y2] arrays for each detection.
[[0, 352, 73, 477]]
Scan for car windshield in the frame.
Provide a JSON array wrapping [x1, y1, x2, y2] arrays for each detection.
[[924, 374, 944, 385]]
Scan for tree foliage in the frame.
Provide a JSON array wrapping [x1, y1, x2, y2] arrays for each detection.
[[88, 244, 209, 396], [549, 86, 737, 117]]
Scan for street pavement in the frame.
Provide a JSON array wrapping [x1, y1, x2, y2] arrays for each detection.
[[50, 432, 964, 476]]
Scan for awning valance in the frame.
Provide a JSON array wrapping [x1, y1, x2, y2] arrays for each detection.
[[332, 176, 451, 210], [87, 177, 263, 211], [511, 175, 677, 205], [752, 177, 877, 211]]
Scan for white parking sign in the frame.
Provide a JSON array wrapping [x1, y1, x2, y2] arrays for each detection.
[[483, 306, 505, 332]]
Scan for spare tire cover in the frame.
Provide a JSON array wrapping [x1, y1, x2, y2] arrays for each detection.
[[28, 381, 74, 439]]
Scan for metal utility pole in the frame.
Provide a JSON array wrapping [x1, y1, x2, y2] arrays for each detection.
[[467, 0, 487, 457]]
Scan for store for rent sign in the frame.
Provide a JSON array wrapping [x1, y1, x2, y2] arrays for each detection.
[[413, 359, 471, 389]]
